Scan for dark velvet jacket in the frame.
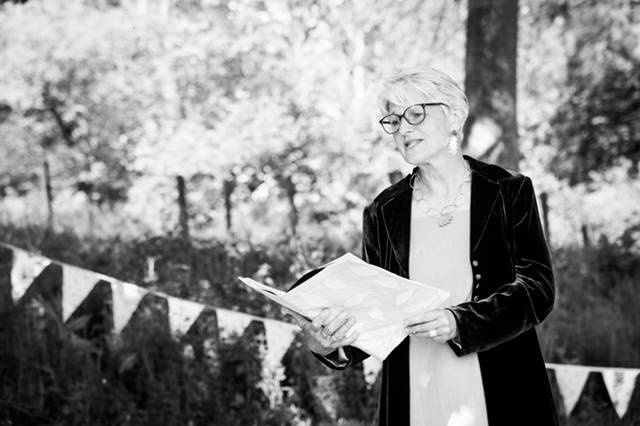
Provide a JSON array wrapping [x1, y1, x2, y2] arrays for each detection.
[[303, 156, 559, 425]]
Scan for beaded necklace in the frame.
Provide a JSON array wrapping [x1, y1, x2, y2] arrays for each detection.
[[410, 167, 471, 227]]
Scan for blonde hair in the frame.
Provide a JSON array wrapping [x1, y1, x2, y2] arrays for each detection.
[[378, 66, 469, 134]]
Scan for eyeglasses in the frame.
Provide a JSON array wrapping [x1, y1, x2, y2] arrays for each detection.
[[379, 103, 446, 134]]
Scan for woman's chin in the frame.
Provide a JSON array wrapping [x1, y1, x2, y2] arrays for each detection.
[[401, 151, 434, 166]]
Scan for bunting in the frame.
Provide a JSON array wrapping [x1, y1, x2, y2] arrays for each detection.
[[111, 280, 148, 333], [166, 295, 205, 335], [263, 318, 298, 367], [602, 368, 640, 419], [10, 248, 50, 302], [2, 242, 640, 418], [551, 363, 591, 415], [216, 308, 255, 340], [62, 264, 100, 321]]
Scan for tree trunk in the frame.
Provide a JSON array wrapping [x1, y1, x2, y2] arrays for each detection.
[[0, 246, 13, 316], [463, 0, 520, 170], [581, 224, 591, 248], [176, 175, 190, 246], [281, 175, 298, 237], [42, 149, 54, 232], [222, 173, 236, 235]]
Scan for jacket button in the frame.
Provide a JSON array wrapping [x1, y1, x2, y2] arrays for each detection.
[[475, 273, 482, 280], [475, 283, 480, 290], [472, 296, 479, 302], [472, 260, 479, 267]]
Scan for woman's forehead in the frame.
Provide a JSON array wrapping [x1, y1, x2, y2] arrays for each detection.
[[384, 83, 436, 112]]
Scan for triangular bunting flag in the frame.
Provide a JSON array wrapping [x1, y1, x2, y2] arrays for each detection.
[[62, 264, 100, 321], [602, 369, 640, 419], [166, 296, 205, 335], [216, 308, 254, 340], [363, 357, 383, 386], [553, 365, 590, 415], [262, 319, 299, 367], [10, 248, 50, 302], [111, 280, 148, 333]]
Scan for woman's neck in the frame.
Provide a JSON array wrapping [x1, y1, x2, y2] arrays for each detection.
[[416, 153, 469, 198]]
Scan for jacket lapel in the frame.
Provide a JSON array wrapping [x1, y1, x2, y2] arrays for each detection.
[[378, 157, 501, 272], [467, 156, 501, 253], [380, 177, 412, 277]]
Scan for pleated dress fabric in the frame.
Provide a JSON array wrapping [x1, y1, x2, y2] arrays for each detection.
[[408, 195, 488, 426]]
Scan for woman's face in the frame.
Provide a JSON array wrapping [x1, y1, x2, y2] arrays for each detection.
[[386, 91, 455, 166]]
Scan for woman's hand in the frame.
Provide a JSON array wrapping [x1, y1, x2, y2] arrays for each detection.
[[288, 307, 360, 356], [405, 309, 458, 344]]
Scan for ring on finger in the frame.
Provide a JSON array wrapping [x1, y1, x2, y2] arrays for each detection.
[[321, 328, 331, 338], [428, 329, 437, 338]]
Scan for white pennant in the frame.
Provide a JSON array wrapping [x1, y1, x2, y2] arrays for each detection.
[[216, 308, 254, 340], [10, 248, 50, 302], [553, 365, 590, 415], [363, 357, 383, 386], [262, 319, 298, 367], [62, 265, 100, 321], [111, 280, 148, 333], [166, 296, 205, 335], [602, 369, 640, 419]]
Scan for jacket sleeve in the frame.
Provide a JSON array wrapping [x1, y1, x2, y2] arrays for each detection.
[[447, 176, 555, 356]]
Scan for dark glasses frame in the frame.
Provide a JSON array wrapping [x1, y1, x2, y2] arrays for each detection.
[[379, 102, 447, 134]]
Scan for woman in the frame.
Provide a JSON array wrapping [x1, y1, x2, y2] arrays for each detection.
[[291, 67, 558, 425]]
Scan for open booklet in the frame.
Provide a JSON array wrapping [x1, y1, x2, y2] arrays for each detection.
[[238, 253, 450, 361]]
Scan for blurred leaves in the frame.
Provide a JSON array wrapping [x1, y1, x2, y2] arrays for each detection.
[[0, 0, 469, 242]]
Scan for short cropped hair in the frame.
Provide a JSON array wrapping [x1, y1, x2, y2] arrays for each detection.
[[378, 66, 469, 133]]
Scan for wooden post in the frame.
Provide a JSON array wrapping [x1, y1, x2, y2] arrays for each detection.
[[176, 175, 190, 245]]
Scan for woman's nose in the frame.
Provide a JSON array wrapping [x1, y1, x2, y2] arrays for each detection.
[[398, 117, 413, 135]]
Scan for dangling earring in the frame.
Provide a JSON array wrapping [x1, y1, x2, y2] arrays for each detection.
[[447, 129, 459, 155]]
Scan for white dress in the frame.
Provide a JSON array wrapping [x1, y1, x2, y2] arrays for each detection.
[[408, 196, 488, 426]]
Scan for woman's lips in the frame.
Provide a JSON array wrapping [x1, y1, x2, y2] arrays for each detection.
[[404, 138, 423, 149]]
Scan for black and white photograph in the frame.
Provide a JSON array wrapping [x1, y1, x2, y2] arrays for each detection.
[[0, 0, 639, 425]]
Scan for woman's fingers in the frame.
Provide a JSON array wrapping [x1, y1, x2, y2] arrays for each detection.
[[311, 308, 332, 331], [323, 310, 349, 336], [311, 308, 352, 337], [405, 309, 456, 341], [405, 310, 439, 326], [336, 325, 360, 346], [297, 308, 360, 355], [331, 317, 357, 341]]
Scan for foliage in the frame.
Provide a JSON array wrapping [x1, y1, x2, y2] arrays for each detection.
[[0, 0, 468, 243], [540, 235, 640, 369], [543, 0, 640, 184]]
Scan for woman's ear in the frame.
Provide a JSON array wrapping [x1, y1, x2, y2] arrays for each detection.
[[447, 107, 462, 133]]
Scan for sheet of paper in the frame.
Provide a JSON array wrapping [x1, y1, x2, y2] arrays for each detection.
[[238, 253, 450, 360], [238, 276, 312, 321]]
